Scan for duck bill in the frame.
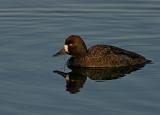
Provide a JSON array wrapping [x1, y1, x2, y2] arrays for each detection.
[[53, 48, 66, 57]]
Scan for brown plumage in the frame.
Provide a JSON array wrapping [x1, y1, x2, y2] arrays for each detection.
[[54, 35, 151, 67]]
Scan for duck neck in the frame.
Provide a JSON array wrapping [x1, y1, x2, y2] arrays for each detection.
[[80, 45, 88, 56], [78, 38, 88, 56], [73, 43, 88, 57]]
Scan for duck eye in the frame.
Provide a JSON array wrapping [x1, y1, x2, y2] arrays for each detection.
[[69, 44, 73, 46]]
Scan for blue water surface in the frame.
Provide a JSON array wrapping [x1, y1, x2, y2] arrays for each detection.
[[0, 0, 160, 115]]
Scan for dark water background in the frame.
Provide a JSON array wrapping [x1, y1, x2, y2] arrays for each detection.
[[0, 0, 160, 115]]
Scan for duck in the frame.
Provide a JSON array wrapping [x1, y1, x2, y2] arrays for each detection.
[[54, 35, 151, 67]]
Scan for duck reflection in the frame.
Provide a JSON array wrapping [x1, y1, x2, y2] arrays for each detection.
[[54, 64, 145, 94]]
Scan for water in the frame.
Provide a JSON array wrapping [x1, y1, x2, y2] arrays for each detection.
[[0, 0, 160, 115]]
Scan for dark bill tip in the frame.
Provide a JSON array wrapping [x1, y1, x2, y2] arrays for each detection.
[[53, 70, 66, 77], [53, 48, 66, 57]]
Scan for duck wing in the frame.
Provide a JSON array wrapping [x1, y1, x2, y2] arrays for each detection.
[[88, 45, 145, 59]]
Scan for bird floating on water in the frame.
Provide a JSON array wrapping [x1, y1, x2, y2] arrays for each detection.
[[54, 35, 151, 68]]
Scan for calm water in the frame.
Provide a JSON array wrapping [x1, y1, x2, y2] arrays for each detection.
[[0, 0, 160, 115]]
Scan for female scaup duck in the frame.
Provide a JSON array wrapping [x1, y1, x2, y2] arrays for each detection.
[[54, 35, 151, 67]]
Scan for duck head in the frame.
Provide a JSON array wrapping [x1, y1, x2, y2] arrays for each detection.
[[54, 35, 87, 57]]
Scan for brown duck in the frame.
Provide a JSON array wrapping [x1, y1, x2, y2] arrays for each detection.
[[54, 35, 151, 67]]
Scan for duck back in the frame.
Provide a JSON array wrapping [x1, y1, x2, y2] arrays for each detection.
[[68, 45, 148, 67]]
